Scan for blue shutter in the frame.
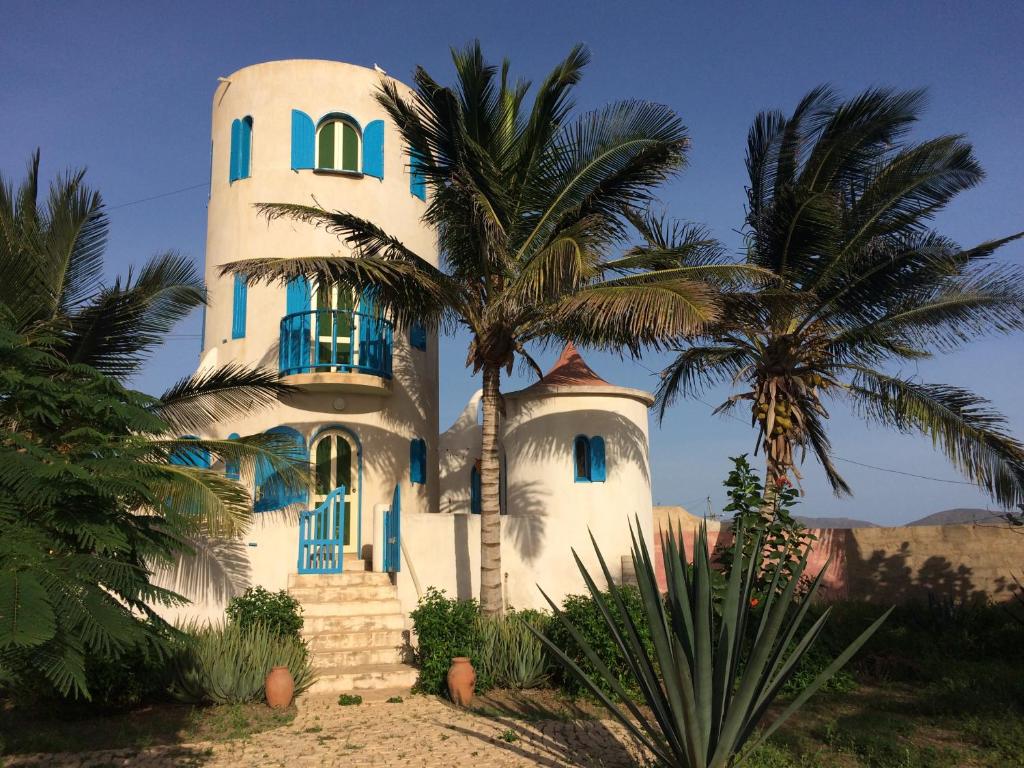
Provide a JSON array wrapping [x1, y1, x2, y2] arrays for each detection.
[[410, 151, 426, 201], [291, 110, 315, 170], [239, 117, 252, 179], [282, 277, 311, 374], [362, 120, 384, 179], [410, 438, 426, 485], [358, 292, 381, 373], [409, 321, 426, 351], [229, 119, 242, 182], [255, 426, 308, 512], [470, 463, 481, 514], [590, 436, 606, 482], [225, 433, 240, 480], [170, 435, 211, 468], [231, 274, 247, 339]]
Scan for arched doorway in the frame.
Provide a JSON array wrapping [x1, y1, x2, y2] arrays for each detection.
[[311, 429, 360, 555]]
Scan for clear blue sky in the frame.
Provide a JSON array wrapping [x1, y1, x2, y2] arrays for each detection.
[[3, 1, 1022, 524]]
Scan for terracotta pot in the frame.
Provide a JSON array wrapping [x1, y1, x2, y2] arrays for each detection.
[[447, 656, 476, 706], [265, 665, 294, 709]]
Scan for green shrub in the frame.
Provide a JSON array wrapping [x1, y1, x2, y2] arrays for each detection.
[[476, 610, 552, 689], [337, 693, 362, 705], [409, 587, 485, 695], [168, 621, 315, 705], [80, 639, 175, 711], [545, 585, 652, 698], [226, 587, 303, 639]]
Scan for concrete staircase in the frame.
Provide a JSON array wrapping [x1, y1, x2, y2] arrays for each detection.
[[288, 559, 417, 695]]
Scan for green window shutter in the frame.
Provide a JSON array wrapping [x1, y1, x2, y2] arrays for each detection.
[[341, 122, 359, 171], [318, 122, 335, 169]]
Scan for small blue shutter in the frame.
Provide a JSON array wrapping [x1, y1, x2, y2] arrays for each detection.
[[410, 151, 426, 201], [229, 119, 242, 182], [358, 292, 383, 373], [470, 463, 481, 514], [409, 321, 426, 351], [225, 433, 240, 480], [238, 117, 252, 179], [231, 274, 247, 339], [362, 120, 384, 179], [170, 435, 211, 468], [255, 426, 308, 512], [282, 276, 311, 374], [590, 436, 606, 482], [291, 110, 315, 170], [410, 438, 426, 485]]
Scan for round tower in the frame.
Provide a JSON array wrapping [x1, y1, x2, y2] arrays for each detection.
[[500, 344, 655, 607], [197, 60, 439, 598]]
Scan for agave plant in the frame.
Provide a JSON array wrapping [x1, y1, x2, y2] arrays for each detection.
[[532, 518, 891, 767]]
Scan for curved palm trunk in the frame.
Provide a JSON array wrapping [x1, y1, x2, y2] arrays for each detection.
[[479, 363, 503, 616]]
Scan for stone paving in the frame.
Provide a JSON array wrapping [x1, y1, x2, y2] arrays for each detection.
[[6, 694, 644, 768]]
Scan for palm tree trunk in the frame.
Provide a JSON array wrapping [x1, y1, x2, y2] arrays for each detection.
[[761, 434, 792, 517], [479, 362, 503, 617]]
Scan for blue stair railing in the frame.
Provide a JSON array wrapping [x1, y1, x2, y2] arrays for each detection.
[[297, 486, 346, 574], [383, 484, 401, 573]]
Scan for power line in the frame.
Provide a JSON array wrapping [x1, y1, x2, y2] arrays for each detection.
[[107, 182, 209, 211]]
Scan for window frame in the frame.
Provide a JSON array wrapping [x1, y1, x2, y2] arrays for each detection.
[[315, 115, 363, 175]]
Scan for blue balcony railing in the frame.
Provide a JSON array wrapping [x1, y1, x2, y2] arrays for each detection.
[[279, 309, 393, 378]]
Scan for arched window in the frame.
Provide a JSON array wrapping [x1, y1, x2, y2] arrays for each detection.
[[574, 435, 591, 482], [255, 426, 308, 512], [470, 461, 482, 515], [573, 435, 607, 483], [229, 116, 252, 182], [317, 117, 360, 172]]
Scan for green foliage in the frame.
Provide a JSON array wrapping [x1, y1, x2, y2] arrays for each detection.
[[716, 456, 816, 598], [337, 693, 362, 706], [410, 587, 485, 695], [476, 610, 552, 690], [226, 587, 304, 639], [386, 695, 403, 703], [167, 622, 314, 705], [654, 87, 1024, 507], [533, 517, 891, 768], [545, 587, 652, 699]]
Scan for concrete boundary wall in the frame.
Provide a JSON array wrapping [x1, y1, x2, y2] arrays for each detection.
[[653, 506, 1024, 604]]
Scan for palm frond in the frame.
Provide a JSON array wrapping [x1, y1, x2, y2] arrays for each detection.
[[154, 363, 294, 435], [845, 368, 1024, 508], [655, 345, 754, 419]]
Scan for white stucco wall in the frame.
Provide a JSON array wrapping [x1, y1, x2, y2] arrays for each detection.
[[397, 385, 655, 615], [156, 60, 439, 623]]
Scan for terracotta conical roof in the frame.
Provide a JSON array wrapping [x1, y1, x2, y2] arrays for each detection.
[[527, 343, 610, 389]]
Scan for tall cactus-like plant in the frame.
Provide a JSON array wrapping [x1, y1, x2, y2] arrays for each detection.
[[532, 519, 891, 767]]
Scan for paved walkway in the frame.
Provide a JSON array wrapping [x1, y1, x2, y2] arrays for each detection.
[[7, 695, 643, 768]]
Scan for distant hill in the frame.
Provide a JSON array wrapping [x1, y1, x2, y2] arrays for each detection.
[[907, 508, 1006, 527], [795, 516, 879, 529]]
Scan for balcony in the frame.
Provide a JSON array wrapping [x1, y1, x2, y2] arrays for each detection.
[[279, 309, 393, 394]]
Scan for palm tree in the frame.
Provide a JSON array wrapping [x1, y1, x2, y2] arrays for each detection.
[[224, 43, 740, 615], [0, 151, 306, 536], [654, 86, 1024, 507]]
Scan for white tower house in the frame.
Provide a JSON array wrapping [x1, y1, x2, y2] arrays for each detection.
[[194, 59, 438, 607]]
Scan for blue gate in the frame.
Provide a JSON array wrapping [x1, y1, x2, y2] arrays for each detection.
[[383, 484, 401, 573], [298, 486, 346, 574]]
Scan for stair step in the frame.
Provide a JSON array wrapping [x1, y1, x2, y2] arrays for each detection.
[[289, 584, 398, 603], [310, 645, 405, 668], [300, 598, 401, 617], [305, 629, 405, 652], [310, 663, 418, 693], [304, 613, 405, 634], [288, 571, 391, 589]]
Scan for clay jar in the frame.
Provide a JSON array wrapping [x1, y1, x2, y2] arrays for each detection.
[[265, 665, 295, 709], [446, 657, 476, 706]]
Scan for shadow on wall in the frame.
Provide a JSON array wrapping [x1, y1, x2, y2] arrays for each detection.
[[152, 536, 253, 606], [506, 407, 650, 486], [652, 508, 1022, 605]]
